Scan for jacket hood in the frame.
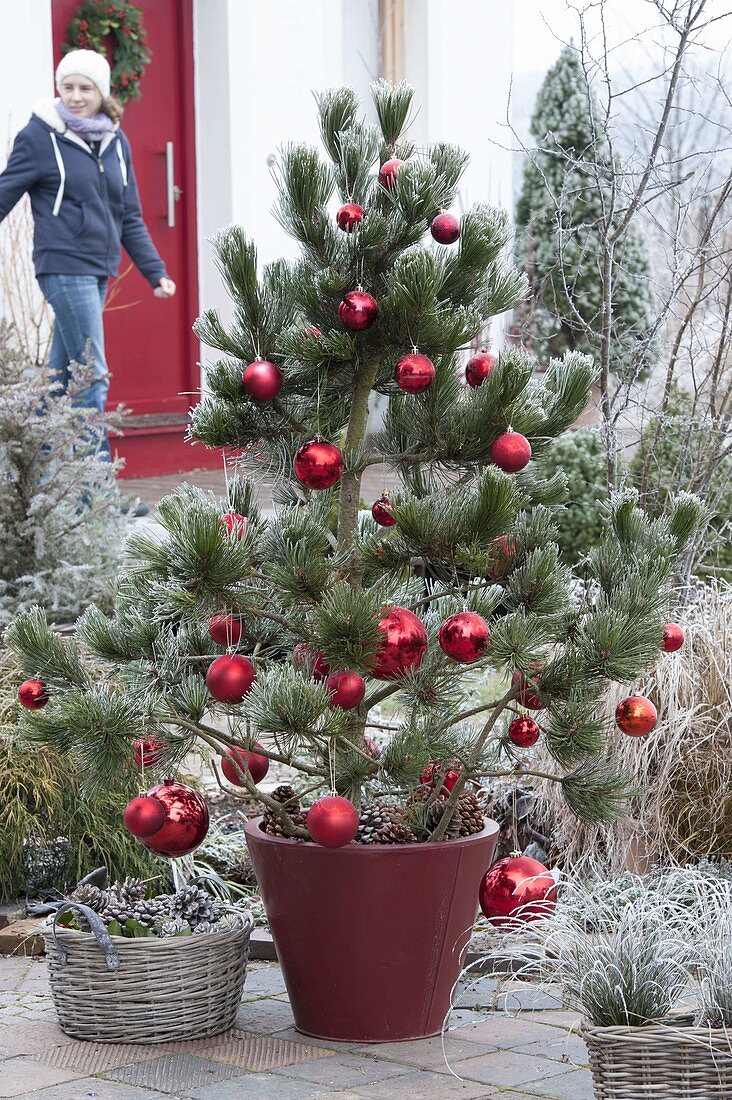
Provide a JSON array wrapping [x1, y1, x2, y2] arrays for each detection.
[[32, 98, 120, 134]]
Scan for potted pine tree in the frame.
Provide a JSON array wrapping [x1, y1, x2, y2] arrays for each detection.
[[8, 81, 702, 1044]]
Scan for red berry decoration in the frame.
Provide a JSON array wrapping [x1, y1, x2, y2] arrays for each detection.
[[242, 359, 283, 401], [294, 440, 344, 490], [18, 679, 48, 710], [430, 212, 460, 244], [336, 202, 364, 231], [491, 431, 532, 473], [338, 290, 378, 332], [438, 611, 490, 663], [208, 614, 245, 647], [133, 737, 165, 768], [465, 349, 498, 388], [379, 158, 403, 189], [511, 670, 544, 710], [220, 512, 248, 539], [371, 495, 396, 527], [372, 606, 429, 680], [479, 855, 557, 926], [140, 779, 209, 857], [615, 695, 657, 737], [221, 743, 269, 786], [205, 654, 256, 703], [123, 795, 166, 839], [307, 796, 359, 848], [326, 670, 366, 710], [419, 762, 462, 795], [485, 534, 516, 580], [395, 353, 435, 394], [662, 623, 685, 652], [293, 642, 331, 682], [508, 716, 541, 748]]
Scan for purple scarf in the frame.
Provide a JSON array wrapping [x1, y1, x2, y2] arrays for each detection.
[[56, 99, 114, 142]]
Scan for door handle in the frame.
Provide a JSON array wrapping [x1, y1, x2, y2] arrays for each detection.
[[166, 141, 176, 228]]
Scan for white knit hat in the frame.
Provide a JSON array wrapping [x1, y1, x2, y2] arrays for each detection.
[[56, 49, 111, 99]]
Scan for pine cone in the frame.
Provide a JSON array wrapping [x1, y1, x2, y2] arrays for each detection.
[[425, 799, 462, 839], [457, 791, 484, 837], [131, 897, 170, 929], [372, 821, 416, 845], [356, 803, 406, 844], [270, 784, 299, 808], [170, 885, 218, 928], [193, 920, 220, 934], [101, 897, 133, 926], [157, 917, 187, 938], [70, 883, 106, 912], [263, 808, 308, 836], [116, 877, 145, 905], [217, 912, 244, 933]]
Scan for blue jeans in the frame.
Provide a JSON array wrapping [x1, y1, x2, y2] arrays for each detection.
[[37, 274, 110, 461]]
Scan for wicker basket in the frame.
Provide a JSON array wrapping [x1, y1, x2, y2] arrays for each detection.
[[582, 1016, 732, 1099], [45, 902, 253, 1044]]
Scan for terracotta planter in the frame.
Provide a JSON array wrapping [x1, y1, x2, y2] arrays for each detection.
[[244, 816, 499, 1042]]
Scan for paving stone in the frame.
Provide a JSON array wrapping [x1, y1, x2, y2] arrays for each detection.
[[341, 1069, 498, 1098], [271, 1025, 361, 1051], [10, 1079, 165, 1099], [235, 997, 296, 1033], [456, 1016, 570, 1048], [512, 1031, 589, 1066], [0, 1056, 84, 1098], [201, 1028, 334, 1071], [242, 963, 289, 998], [188, 1072, 358, 1099], [454, 975, 500, 1009], [449, 1049, 574, 1088], [496, 987, 565, 1013], [104, 1053, 242, 1092], [0, 1021, 77, 1057], [348, 1034, 492, 1070], [273, 1053, 409, 1088], [523, 1068, 595, 1099]]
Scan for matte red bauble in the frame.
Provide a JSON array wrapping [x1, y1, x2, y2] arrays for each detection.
[[479, 855, 557, 926], [419, 762, 462, 795], [221, 743, 269, 786], [338, 290, 378, 332], [438, 612, 490, 663], [294, 440, 344, 489], [491, 431, 532, 473], [208, 614, 245, 647], [205, 654, 256, 703], [307, 796, 359, 848], [326, 670, 366, 710], [379, 158, 403, 189], [465, 349, 498, 388], [371, 495, 396, 527], [372, 606, 429, 680], [123, 795, 166, 839], [18, 679, 48, 710], [511, 670, 544, 710], [616, 695, 657, 737], [133, 737, 165, 768], [220, 511, 248, 539], [336, 202, 364, 231], [430, 212, 461, 244], [242, 359, 283, 401], [293, 642, 331, 682], [395, 353, 435, 394], [485, 534, 516, 580], [141, 779, 210, 857], [662, 623, 685, 652], [508, 716, 541, 748]]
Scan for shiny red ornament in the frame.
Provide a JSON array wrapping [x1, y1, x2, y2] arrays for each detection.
[[372, 606, 429, 680], [485, 534, 516, 580], [133, 737, 165, 768], [141, 779, 210, 857], [616, 695, 657, 737], [430, 212, 461, 244], [364, 735, 381, 758], [662, 623, 685, 652], [123, 795, 166, 839], [379, 158, 403, 189], [305, 325, 322, 338], [294, 439, 344, 490], [326, 670, 366, 710], [293, 642, 331, 682], [395, 353, 435, 394], [438, 612, 490, 663], [508, 716, 541, 748], [336, 202, 364, 231], [242, 359, 283, 401], [205, 654, 256, 703], [18, 679, 48, 710], [220, 511, 248, 539], [338, 290, 378, 332], [479, 855, 557, 926], [465, 349, 498, 388], [491, 431, 532, 473], [221, 742, 269, 786], [371, 495, 396, 527], [208, 614, 245, 647], [307, 796, 359, 848], [511, 670, 545, 710], [419, 762, 462, 795]]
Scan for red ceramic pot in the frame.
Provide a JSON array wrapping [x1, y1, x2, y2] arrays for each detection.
[[244, 816, 499, 1042]]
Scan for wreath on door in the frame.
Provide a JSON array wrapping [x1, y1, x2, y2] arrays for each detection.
[[62, 1, 151, 104]]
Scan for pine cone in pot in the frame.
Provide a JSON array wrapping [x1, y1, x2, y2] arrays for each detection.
[[157, 917, 187, 937], [372, 821, 416, 844], [116, 877, 145, 905], [456, 791, 484, 836], [356, 803, 407, 844], [193, 920, 221, 934], [69, 882, 107, 930], [170, 884, 219, 928], [263, 784, 308, 835], [131, 896, 171, 929]]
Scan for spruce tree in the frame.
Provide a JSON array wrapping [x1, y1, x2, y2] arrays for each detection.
[[7, 83, 702, 846]]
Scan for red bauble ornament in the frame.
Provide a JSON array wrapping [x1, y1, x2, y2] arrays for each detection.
[[307, 796, 359, 848], [491, 431, 532, 473], [242, 359, 283, 401], [326, 670, 366, 710], [205, 654, 256, 703], [479, 855, 557, 926], [293, 642, 331, 682], [336, 202, 364, 231], [485, 534, 516, 580], [221, 742, 269, 786], [372, 606, 429, 680], [141, 779, 209, 857], [662, 623, 685, 652], [133, 737, 165, 768], [18, 679, 48, 710], [395, 353, 435, 394], [294, 440, 344, 490], [305, 324, 322, 339], [208, 614, 245, 647], [430, 212, 461, 244], [615, 695, 657, 737], [508, 716, 541, 748], [123, 795, 166, 839], [438, 611, 490, 663], [465, 349, 498, 388], [220, 512, 248, 539], [338, 290, 378, 332], [419, 762, 462, 795], [371, 495, 396, 527], [379, 158, 403, 189], [511, 670, 544, 710], [364, 735, 381, 758]]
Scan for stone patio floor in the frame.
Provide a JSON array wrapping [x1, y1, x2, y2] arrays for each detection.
[[0, 953, 593, 1099]]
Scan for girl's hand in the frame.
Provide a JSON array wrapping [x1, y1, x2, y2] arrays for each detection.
[[154, 278, 176, 298]]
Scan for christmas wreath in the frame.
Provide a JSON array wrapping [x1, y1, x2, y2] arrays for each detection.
[[62, 1, 151, 104]]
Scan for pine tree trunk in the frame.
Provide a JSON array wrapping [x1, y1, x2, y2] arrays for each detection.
[[336, 359, 379, 582]]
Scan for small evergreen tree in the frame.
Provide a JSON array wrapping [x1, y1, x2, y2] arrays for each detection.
[[539, 428, 608, 565]]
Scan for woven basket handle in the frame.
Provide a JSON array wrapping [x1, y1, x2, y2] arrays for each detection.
[[51, 903, 121, 971]]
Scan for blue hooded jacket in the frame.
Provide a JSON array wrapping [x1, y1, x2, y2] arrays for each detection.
[[0, 99, 167, 287]]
